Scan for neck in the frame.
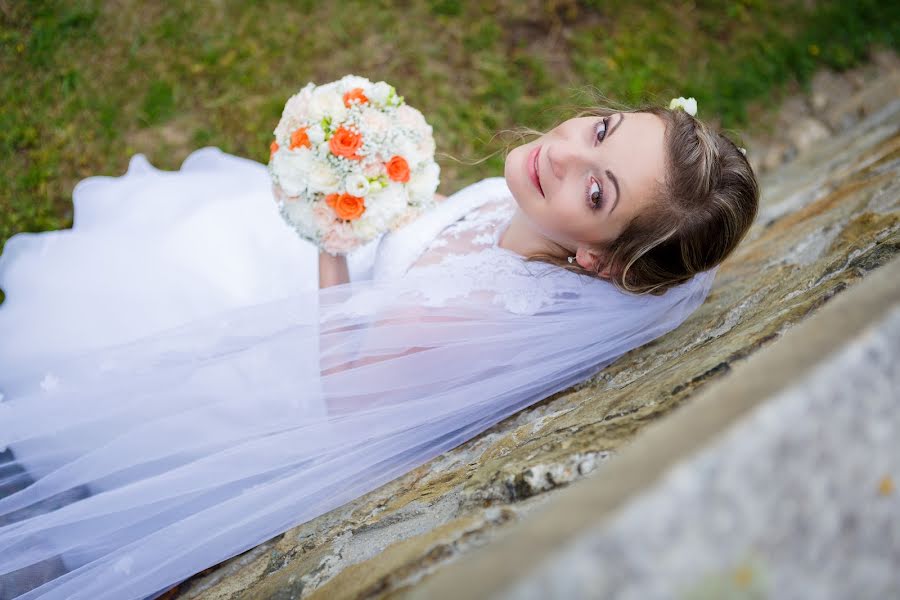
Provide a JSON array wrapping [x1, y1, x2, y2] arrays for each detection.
[[497, 208, 571, 259]]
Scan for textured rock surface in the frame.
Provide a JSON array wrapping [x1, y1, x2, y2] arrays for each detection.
[[172, 85, 900, 599], [496, 297, 900, 600]]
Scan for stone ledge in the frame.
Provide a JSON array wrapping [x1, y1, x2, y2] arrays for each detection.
[[410, 251, 900, 600], [176, 69, 900, 600]]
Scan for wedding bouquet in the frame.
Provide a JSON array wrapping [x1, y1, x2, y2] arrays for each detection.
[[268, 75, 441, 255]]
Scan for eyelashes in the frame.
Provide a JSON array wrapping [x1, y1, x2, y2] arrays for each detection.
[[594, 117, 609, 144]]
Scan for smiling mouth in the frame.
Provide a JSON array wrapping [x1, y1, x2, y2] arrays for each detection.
[[530, 146, 545, 197]]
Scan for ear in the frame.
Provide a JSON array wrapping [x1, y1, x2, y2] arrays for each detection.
[[574, 246, 616, 279]]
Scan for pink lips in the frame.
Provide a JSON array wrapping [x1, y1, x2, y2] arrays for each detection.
[[528, 145, 544, 197]]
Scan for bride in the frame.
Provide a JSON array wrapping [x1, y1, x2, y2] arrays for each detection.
[[0, 99, 758, 599]]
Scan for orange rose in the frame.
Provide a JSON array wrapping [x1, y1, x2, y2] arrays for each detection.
[[289, 127, 311, 150], [325, 192, 365, 221], [343, 87, 369, 108], [329, 126, 364, 160], [269, 140, 279, 158], [386, 155, 410, 183]]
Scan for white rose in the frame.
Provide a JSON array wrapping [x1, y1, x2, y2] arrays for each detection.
[[408, 162, 440, 204], [366, 184, 408, 228], [316, 81, 340, 95], [351, 218, 379, 240], [345, 173, 370, 197], [275, 86, 316, 142], [283, 89, 312, 119], [360, 107, 391, 140], [396, 137, 418, 162], [309, 89, 347, 123], [416, 134, 436, 159], [396, 105, 427, 130], [307, 123, 326, 145], [281, 199, 316, 237], [307, 158, 339, 194], [273, 120, 293, 146], [369, 81, 392, 106], [272, 148, 313, 196], [340, 74, 372, 91]]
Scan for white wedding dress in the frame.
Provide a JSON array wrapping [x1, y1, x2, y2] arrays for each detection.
[[0, 147, 522, 372], [0, 147, 718, 599]]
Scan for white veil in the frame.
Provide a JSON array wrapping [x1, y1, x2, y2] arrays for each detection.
[[0, 239, 718, 599]]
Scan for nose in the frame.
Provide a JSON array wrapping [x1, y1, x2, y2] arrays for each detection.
[[546, 138, 583, 181]]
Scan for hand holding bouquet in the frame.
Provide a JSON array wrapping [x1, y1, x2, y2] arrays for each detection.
[[268, 75, 441, 256]]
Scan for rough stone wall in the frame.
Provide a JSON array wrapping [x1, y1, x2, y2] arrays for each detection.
[[491, 274, 900, 600], [172, 65, 900, 600]]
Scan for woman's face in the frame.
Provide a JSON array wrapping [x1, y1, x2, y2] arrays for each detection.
[[504, 112, 668, 249]]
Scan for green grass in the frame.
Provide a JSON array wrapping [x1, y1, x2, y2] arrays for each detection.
[[1, 0, 897, 258]]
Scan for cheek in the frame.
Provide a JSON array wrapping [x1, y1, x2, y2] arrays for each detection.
[[547, 192, 615, 246], [523, 189, 586, 244], [547, 185, 587, 229], [503, 146, 531, 195]]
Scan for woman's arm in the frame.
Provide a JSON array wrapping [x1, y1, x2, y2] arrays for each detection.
[[319, 252, 349, 289]]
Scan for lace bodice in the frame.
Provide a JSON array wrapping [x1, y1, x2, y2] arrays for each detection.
[[358, 177, 595, 315], [406, 192, 517, 271], [368, 177, 515, 280]]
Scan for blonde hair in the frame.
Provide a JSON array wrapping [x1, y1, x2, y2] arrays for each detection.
[[486, 96, 760, 296]]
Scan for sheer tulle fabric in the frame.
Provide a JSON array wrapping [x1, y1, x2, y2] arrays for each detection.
[[0, 148, 718, 599], [0, 148, 383, 370]]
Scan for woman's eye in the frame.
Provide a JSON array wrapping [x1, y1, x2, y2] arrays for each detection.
[[594, 117, 609, 143], [588, 117, 609, 210], [588, 178, 604, 210]]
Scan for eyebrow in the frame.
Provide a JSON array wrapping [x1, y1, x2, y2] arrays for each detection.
[[605, 114, 623, 214], [606, 169, 620, 215]]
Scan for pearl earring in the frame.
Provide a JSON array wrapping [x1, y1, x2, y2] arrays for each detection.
[[567, 256, 576, 264]]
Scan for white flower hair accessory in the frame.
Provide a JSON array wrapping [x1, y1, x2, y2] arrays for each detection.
[[668, 96, 698, 116]]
